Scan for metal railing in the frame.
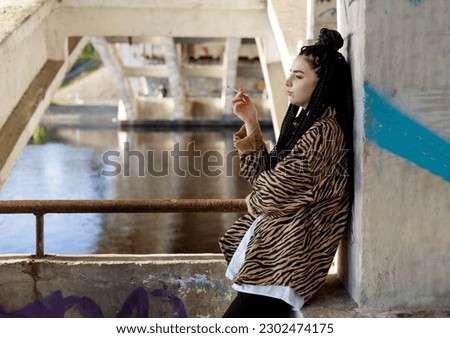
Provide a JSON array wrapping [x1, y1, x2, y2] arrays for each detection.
[[0, 199, 247, 257]]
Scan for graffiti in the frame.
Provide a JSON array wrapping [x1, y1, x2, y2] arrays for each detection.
[[315, 0, 336, 18], [0, 291, 103, 318], [409, 0, 424, 6], [0, 286, 187, 318], [364, 85, 450, 182], [347, 0, 357, 6], [162, 273, 225, 290], [318, 7, 337, 18], [116, 287, 187, 318]]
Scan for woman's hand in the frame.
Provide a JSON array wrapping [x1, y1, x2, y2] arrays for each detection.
[[231, 87, 258, 127]]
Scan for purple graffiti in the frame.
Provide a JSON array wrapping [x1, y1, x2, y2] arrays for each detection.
[[149, 288, 188, 318], [116, 286, 149, 318], [0, 287, 187, 318], [115, 287, 187, 318], [0, 291, 103, 318]]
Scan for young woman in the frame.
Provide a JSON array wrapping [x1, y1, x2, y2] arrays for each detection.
[[219, 28, 354, 318]]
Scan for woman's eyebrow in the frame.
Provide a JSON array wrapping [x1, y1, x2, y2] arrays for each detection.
[[290, 68, 305, 74]]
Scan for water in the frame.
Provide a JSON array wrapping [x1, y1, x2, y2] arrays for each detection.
[[0, 125, 274, 255]]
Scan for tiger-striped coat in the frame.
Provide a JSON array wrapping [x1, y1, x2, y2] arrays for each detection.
[[218, 107, 351, 302]]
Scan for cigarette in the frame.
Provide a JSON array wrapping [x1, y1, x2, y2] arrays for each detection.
[[227, 86, 240, 93]]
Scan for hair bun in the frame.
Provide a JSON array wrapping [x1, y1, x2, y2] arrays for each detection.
[[317, 28, 344, 51]]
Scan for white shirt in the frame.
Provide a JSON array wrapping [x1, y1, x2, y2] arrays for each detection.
[[225, 214, 305, 311]]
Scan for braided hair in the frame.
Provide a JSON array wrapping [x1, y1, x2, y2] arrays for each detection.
[[269, 28, 354, 175]]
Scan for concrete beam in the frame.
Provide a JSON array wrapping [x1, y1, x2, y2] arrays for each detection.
[[123, 65, 169, 78], [160, 37, 185, 119], [49, 0, 271, 39], [0, 0, 53, 129], [268, 0, 308, 74], [0, 60, 59, 186], [183, 64, 224, 79], [255, 37, 287, 139], [91, 37, 137, 120], [0, 0, 91, 188], [221, 38, 241, 118], [0, 35, 88, 187], [123, 64, 226, 79]]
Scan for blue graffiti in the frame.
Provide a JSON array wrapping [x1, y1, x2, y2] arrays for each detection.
[[0, 287, 187, 318], [409, 0, 424, 6], [162, 272, 225, 289], [364, 85, 450, 182], [318, 7, 337, 18]]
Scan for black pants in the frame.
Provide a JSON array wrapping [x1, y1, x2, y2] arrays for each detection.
[[223, 292, 292, 318]]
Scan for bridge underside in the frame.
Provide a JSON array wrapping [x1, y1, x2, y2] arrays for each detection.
[[0, 0, 314, 189]]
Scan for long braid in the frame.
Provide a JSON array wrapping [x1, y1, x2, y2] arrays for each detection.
[[268, 27, 355, 241], [269, 104, 299, 167], [269, 28, 354, 173]]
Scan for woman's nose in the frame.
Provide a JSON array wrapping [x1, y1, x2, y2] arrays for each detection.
[[285, 75, 293, 87]]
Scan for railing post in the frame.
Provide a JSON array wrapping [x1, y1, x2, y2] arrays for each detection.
[[35, 213, 44, 257]]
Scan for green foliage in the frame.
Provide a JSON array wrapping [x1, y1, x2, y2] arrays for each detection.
[[78, 43, 101, 62], [30, 126, 54, 144]]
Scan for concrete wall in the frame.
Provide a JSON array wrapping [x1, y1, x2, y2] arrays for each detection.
[[338, 0, 450, 310], [0, 255, 233, 318]]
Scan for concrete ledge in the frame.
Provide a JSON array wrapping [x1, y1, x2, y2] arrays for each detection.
[[303, 274, 450, 318], [0, 254, 233, 318], [1, 254, 448, 318]]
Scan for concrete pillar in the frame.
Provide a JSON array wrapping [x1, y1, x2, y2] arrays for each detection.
[[160, 37, 185, 120], [268, 0, 308, 69], [0, 1, 89, 189], [338, 0, 450, 310], [255, 37, 286, 139], [221, 38, 241, 119], [265, 0, 309, 138], [91, 37, 137, 120]]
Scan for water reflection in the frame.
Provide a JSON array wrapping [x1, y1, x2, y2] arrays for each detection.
[[0, 126, 274, 255]]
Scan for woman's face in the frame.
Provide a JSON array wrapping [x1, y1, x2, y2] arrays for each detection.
[[285, 55, 318, 108]]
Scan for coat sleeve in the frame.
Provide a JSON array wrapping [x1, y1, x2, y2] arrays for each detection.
[[233, 123, 271, 185], [247, 121, 339, 217]]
